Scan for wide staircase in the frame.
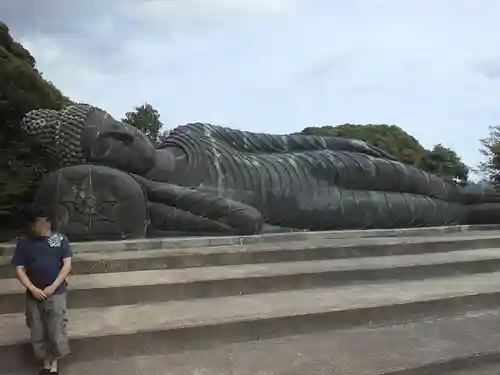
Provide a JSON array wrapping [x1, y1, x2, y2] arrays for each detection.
[[3, 226, 500, 374]]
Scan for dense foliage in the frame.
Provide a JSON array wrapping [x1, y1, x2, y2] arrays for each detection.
[[301, 124, 469, 184], [0, 22, 70, 239], [420, 144, 469, 185], [122, 103, 164, 144], [478, 125, 500, 183]]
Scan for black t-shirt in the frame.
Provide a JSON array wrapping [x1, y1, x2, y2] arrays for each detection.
[[11, 233, 72, 296]]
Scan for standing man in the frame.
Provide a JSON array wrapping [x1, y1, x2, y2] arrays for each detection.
[[11, 206, 72, 375]]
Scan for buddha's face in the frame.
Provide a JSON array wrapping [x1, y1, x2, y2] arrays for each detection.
[[81, 108, 157, 175]]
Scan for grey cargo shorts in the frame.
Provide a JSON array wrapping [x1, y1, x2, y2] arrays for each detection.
[[25, 292, 70, 360]]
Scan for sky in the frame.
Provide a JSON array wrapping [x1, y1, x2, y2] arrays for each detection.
[[2, 0, 500, 176]]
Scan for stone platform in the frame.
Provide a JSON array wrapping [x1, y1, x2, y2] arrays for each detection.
[[2, 225, 500, 374]]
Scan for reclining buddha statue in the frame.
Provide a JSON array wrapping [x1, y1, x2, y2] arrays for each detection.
[[20, 103, 500, 240]]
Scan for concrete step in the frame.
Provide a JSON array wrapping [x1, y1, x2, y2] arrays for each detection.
[[1, 225, 500, 256], [11, 309, 500, 375], [2, 248, 500, 313], [3, 229, 500, 374], [3, 233, 500, 279], [6, 304, 500, 374], [3, 272, 500, 372]]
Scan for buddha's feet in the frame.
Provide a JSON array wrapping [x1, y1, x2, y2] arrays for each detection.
[[35, 165, 148, 241]]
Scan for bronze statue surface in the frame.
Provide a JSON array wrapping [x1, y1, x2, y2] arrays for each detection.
[[21, 104, 500, 241]]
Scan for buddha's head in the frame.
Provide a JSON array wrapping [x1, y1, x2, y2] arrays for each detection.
[[22, 104, 157, 175]]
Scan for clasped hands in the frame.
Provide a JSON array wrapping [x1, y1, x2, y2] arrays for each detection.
[[29, 284, 57, 300]]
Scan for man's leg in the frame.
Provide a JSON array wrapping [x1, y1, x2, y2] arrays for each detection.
[[43, 293, 70, 373], [25, 296, 49, 369]]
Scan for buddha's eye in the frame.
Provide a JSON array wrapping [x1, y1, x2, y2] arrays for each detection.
[[109, 132, 134, 145]]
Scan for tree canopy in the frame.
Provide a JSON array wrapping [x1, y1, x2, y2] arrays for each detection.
[[122, 103, 163, 144], [301, 124, 469, 183], [420, 144, 469, 185], [0, 22, 70, 239], [478, 125, 500, 183]]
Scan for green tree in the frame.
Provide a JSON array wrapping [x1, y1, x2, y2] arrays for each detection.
[[122, 103, 163, 144], [0, 22, 70, 239], [420, 144, 469, 184], [301, 124, 426, 165], [478, 125, 500, 183]]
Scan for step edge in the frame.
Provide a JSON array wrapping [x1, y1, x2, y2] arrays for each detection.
[[2, 290, 500, 347], [2, 225, 500, 255], [3, 255, 500, 295], [2, 235, 499, 266]]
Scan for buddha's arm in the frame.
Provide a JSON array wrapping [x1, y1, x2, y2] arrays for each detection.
[[133, 175, 263, 235], [172, 123, 397, 160]]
